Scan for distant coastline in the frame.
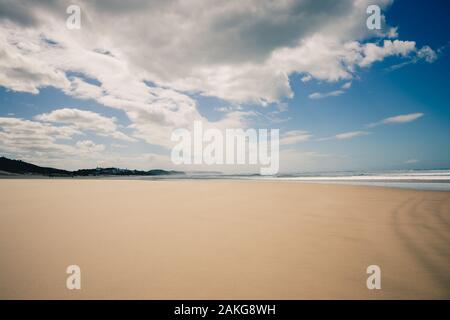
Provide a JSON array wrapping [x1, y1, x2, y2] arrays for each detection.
[[0, 156, 184, 177]]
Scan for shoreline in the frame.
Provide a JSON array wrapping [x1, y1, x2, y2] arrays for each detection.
[[1, 175, 449, 192]]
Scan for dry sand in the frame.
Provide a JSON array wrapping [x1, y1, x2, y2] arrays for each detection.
[[0, 179, 449, 299]]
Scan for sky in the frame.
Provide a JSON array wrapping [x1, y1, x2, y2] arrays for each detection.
[[0, 0, 449, 173]]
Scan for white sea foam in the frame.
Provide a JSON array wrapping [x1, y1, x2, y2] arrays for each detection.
[[140, 170, 450, 191], [261, 170, 450, 191]]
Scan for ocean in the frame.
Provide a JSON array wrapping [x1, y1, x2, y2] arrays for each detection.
[[141, 169, 450, 192]]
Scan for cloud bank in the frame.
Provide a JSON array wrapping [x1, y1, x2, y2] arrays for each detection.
[[0, 0, 437, 170]]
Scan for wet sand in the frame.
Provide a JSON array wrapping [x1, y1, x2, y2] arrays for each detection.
[[0, 179, 449, 299]]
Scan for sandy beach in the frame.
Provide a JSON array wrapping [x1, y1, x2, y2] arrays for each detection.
[[0, 179, 449, 299]]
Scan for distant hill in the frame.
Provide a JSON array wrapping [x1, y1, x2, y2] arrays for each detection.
[[72, 167, 184, 176], [0, 156, 184, 177], [0, 157, 71, 176]]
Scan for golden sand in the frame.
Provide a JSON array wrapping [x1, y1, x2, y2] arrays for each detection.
[[0, 179, 449, 299]]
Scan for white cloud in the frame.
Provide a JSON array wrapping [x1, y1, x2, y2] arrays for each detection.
[[358, 40, 416, 67], [309, 82, 351, 100], [387, 27, 399, 39], [300, 74, 312, 82], [0, 0, 432, 106], [383, 113, 424, 124], [0, 116, 80, 140], [76, 140, 105, 153], [341, 82, 352, 90], [36, 108, 135, 142], [386, 44, 439, 71], [0, 115, 170, 170], [0, 23, 210, 148], [280, 130, 312, 145], [64, 77, 104, 100], [367, 112, 424, 128], [318, 130, 370, 141], [0, 116, 81, 158], [335, 131, 369, 140], [309, 89, 344, 100], [417, 46, 437, 63], [0, 37, 69, 94]]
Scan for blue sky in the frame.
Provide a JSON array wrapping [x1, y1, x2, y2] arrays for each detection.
[[0, 0, 449, 173]]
